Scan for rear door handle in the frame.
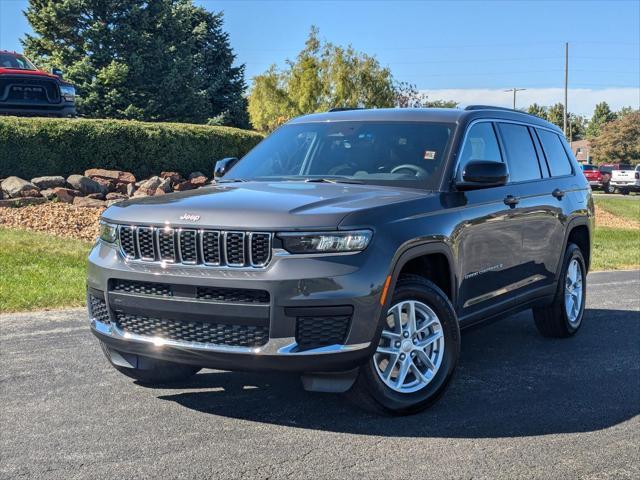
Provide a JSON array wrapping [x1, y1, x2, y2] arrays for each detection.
[[503, 195, 519, 206], [552, 188, 565, 199]]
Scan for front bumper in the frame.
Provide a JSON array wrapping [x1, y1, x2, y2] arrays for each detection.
[[611, 180, 640, 191], [0, 101, 76, 117], [87, 240, 390, 372]]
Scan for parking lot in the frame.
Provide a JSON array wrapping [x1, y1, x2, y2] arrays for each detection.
[[1, 270, 638, 479]]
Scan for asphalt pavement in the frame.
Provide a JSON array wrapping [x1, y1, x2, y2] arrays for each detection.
[[1, 270, 639, 479]]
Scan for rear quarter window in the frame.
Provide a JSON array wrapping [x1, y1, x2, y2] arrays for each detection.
[[537, 129, 573, 177], [496, 123, 542, 183]]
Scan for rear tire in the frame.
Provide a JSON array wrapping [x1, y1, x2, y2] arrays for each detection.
[[532, 243, 586, 338], [620, 188, 629, 195], [100, 341, 201, 385], [603, 183, 613, 194], [347, 275, 460, 415]]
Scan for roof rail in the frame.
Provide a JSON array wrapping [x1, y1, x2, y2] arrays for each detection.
[[464, 105, 521, 112], [327, 107, 364, 112]]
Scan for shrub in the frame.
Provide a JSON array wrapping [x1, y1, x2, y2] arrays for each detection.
[[0, 116, 263, 179]]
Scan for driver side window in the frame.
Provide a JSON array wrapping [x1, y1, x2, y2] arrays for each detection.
[[458, 122, 502, 177]]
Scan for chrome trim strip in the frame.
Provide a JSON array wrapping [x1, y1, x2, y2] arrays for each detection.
[[463, 273, 547, 308], [90, 317, 370, 356]]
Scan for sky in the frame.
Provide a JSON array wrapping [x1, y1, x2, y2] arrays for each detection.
[[1, 0, 638, 117]]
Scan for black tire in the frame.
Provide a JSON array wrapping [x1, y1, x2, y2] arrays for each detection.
[[532, 243, 586, 338], [620, 189, 629, 195], [100, 341, 201, 385], [347, 274, 460, 415], [603, 183, 613, 194]]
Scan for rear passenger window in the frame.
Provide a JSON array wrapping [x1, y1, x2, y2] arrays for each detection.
[[537, 129, 573, 177], [458, 122, 502, 175], [496, 123, 541, 182]]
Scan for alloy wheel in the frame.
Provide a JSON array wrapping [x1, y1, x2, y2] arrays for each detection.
[[564, 258, 584, 325]]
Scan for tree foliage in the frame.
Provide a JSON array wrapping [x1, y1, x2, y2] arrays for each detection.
[[22, 0, 248, 127], [586, 101, 617, 138], [526, 103, 585, 141], [394, 82, 458, 109], [248, 27, 398, 132], [590, 111, 640, 165]]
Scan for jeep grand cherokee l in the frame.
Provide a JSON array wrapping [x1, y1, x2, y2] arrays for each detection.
[[88, 106, 593, 414], [0, 51, 76, 117]]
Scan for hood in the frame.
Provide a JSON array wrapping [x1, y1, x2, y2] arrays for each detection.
[[102, 181, 429, 230], [0, 67, 59, 79]]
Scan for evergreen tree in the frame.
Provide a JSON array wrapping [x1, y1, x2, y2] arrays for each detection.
[[23, 0, 248, 127]]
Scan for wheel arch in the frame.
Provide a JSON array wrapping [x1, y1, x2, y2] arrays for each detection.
[[562, 217, 592, 274]]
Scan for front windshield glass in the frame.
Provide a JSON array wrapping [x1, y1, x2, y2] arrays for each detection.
[[0, 53, 37, 70], [228, 121, 454, 188]]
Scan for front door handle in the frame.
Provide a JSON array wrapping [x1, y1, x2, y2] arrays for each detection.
[[504, 195, 520, 206], [552, 188, 565, 199]]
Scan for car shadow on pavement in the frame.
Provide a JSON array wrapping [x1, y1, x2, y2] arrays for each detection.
[[157, 307, 640, 438]]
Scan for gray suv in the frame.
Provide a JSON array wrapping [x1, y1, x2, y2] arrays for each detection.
[[88, 106, 593, 414]]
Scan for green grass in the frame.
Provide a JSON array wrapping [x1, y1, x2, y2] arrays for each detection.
[[592, 227, 640, 271], [0, 228, 92, 313], [594, 196, 640, 223]]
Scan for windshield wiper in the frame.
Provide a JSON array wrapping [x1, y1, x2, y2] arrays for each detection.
[[304, 177, 364, 185]]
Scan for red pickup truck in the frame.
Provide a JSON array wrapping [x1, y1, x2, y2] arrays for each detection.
[[581, 164, 605, 190], [0, 50, 76, 117]]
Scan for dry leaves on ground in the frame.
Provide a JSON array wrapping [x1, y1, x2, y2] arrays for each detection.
[[0, 202, 104, 242], [594, 205, 640, 229]]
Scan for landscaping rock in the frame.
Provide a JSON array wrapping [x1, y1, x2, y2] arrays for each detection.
[[1, 177, 41, 198], [161, 171, 184, 183], [66, 175, 108, 195], [92, 177, 116, 192], [85, 168, 136, 184], [189, 171, 207, 180], [52, 187, 81, 204], [40, 188, 58, 200], [87, 192, 105, 200], [126, 183, 136, 196], [157, 177, 172, 193], [173, 181, 194, 191], [0, 196, 47, 207], [31, 176, 66, 189], [189, 175, 208, 187], [73, 196, 106, 208], [105, 192, 128, 202], [137, 176, 162, 191]]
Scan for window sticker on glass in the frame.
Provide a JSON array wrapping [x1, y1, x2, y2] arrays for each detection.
[[424, 150, 436, 160]]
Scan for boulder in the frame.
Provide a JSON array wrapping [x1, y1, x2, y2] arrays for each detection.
[[137, 176, 162, 191], [66, 175, 108, 195], [85, 168, 136, 184], [92, 177, 116, 192], [52, 187, 81, 204], [157, 177, 172, 193], [73, 196, 106, 208], [173, 181, 194, 191], [87, 192, 105, 200], [31, 175, 66, 189], [1, 176, 41, 198], [40, 188, 58, 200], [189, 171, 207, 180], [105, 192, 128, 202], [189, 175, 207, 187], [126, 183, 136, 196], [161, 171, 184, 183]]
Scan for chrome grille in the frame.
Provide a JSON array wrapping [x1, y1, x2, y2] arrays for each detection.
[[179, 230, 198, 263], [201, 231, 220, 265], [119, 226, 136, 259], [117, 226, 271, 268], [137, 227, 155, 260], [225, 232, 245, 266]]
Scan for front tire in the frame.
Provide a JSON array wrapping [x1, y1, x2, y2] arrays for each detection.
[[100, 341, 201, 385], [532, 243, 586, 338], [348, 275, 460, 415]]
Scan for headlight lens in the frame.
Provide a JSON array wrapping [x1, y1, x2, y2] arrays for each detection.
[[279, 230, 372, 254], [60, 84, 75, 101], [99, 221, 118, 243]]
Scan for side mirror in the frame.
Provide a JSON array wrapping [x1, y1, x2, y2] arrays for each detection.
[[51, 68, 63, 78], [456, 160, 508, 190], [214, 157, 239, 179]]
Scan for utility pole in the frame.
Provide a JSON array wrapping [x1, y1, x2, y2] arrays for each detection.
[[564, 42, 569, 138], [504, 88, 526, 110]]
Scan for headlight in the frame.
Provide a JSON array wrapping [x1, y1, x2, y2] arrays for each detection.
[[60, 84, 75, 101], [99, 221, 118, 243], [278, 230, 372, 254]]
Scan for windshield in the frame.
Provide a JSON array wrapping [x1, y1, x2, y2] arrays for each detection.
[[0, 53, 37, 70], [228, 121, 454, 188]]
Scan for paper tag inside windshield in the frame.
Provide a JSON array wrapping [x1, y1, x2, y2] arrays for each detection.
[[423, 150, 436, 160]]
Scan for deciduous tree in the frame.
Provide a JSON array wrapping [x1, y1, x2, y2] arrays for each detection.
[[590, 111, 640, 165], [586, 102, 617, 138]]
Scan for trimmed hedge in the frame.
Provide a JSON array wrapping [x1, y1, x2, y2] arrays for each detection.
[[0, 116, 264, 179]]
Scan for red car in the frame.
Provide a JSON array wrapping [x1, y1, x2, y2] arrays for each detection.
[[581, 164, 603, 190], [0, 50, 76, 117]]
